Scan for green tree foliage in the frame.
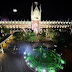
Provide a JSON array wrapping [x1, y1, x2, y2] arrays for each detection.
[[27, 32, 37, 42], [37, 30, 46, 41], [14, 31, 37, 42], [38, 35, 45, 41], [14, 31, 26, 41], [48, 28, 71, 47], [42, 30, 46, 37], [55, 29, 71, 46], [46, 28, 57, 40], [46, 28, 71, 46], [0, 36, 1, 39], [1, 25, 10, 33]]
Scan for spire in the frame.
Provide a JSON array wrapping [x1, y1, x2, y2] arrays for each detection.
[[31, 3, 33, 20], [40, 4, 41, 12], [35, 6, 38, 10], [31, 3, 33, 15], [40, 4, 41, 20], [34, 2, 39, 11]]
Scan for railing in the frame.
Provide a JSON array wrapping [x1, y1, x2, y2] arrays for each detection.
[[0, 35, 13, 48]]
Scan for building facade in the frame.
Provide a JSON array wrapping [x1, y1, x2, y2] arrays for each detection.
[[0, 3, 72, 34]]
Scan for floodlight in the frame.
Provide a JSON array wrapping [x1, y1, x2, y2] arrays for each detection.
[[35, 68, 38, 71], [27, 62, 29, 65], [24, 52, 26, 55], [24, 56, 26, 59], [42, 69, 46, 72]]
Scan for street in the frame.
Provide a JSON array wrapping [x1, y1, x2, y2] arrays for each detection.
[[0, 41, 54, 72], [0, 41, 72, 72], [0, 52, 33, 72]]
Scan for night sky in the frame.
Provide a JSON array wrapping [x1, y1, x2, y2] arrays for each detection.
[[0, 0, 72, 21]]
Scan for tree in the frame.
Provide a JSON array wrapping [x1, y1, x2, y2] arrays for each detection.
[[51, 28, 72, 47], [42, 30, 46, 37], [14, 31, 26, 41], [27, 32, 37, 42], [1, 25, 10, 33]]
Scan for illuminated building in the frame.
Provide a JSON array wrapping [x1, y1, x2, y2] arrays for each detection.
[[0, 2, 72, 34]]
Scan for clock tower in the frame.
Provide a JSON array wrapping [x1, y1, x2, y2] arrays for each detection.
[[31, 2, 41, 34]]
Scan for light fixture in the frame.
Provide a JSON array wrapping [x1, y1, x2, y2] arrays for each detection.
[[42, 69, 46, 72], [24, 52, 26, 55], [25, 60, 27, 62], [24, 56, 26, 59], [30, 65, 32, 67], [27, 62, 29, 65], [35, 68, 38, 71]]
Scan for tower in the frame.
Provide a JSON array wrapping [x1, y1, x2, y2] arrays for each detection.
[[31, 2, 41, 34]]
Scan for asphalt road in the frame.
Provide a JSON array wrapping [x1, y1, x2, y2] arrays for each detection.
[[0, 41, 54, 72], [0, 41, 72, 72], [0, 52, 34, 72]]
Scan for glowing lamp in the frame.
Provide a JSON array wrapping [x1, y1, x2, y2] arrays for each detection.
[[35, 68, 38, 71], [42, 69, 46, 72], [24, 52, 26, 55], [27, 62, 29, 65], [24, 56, 26, 59]]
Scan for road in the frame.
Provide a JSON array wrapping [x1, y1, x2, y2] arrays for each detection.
[[0, 41, 72, 72], [0, 41, 54, 72], [0, 52, 34, 72]]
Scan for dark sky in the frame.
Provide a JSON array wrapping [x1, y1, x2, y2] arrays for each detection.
[[0, 0, 72, 21]]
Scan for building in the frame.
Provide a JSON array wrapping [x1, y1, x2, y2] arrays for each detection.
[[0, 2, 72, 34]]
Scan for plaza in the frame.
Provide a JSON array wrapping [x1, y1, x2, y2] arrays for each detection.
[[0, 2, 72, 72]]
